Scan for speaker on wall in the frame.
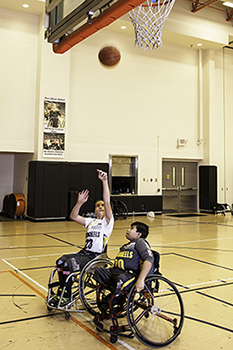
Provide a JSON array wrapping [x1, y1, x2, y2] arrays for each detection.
[[199, 165, 217, 211]]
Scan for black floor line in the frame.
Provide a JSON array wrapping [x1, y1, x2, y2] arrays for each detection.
[[0, 294, 36, 297], [154, 216, 233, 228], [44, 233, 82, 249], [154, 245, 233, 253], [196, 291, 233, 307], [0, 245, 70, 251], [172, 252, 233, 271], [184, 314, 233, 333], [0, 230, 83, 238], [20, 265, 55, 271], [166, 214, 207, 218], [0, 313, 62, 325], [173, 280, 233, 310]]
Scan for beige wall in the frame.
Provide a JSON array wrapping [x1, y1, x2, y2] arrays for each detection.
[[66, 30, 201, 196], [0, 4, 233, 208], [0, 9, 38, 153]]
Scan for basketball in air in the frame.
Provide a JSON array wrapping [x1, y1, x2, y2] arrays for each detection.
[[98, 46, 121, 68]]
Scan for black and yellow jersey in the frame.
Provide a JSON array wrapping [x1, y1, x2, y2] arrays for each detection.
[[114, 238, 154, 273]]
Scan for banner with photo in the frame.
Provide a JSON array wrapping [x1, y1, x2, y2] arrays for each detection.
[[43, 97, 66, 158]]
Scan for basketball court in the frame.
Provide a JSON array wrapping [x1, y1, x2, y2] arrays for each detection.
[[0, 213, 233, 349], [1, 0, 233, 349]]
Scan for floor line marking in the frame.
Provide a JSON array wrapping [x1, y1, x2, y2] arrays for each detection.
[[1, 259, 135, 350], [3, 258, 233, 292], [181, 277, 233, 289], [2, 248, 118, 261], [157, 236, 233, 246], [2, 236, 232, 261], [3, 270, 120, 350], [172, 252, 233, 271], [2, 259, 47, 292], [2, 252, 76, 260], [175, 278, 233, 292], [79, 313, 136, 350], [184, 314, 233, 333]]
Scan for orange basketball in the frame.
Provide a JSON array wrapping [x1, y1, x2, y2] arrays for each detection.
[[98, 46, 121, 67]]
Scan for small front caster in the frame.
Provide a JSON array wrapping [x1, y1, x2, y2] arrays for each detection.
[[110, 335, 117, 343], [65, 312, 71, 320]]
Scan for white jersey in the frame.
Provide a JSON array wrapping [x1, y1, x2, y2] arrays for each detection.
[[84, 215, 114, 253]]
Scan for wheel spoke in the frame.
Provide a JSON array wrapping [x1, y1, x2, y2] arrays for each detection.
[[127, 275, 184, 347]]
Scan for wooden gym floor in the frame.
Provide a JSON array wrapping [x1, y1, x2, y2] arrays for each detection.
[[0, 213, 232, 349]]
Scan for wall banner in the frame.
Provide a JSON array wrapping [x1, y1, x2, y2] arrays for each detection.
[[43, 97, 66, 158]]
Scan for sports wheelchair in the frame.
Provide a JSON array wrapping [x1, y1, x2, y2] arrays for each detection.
[[45, 251, 113, 320], [80, 252, 184, 347]]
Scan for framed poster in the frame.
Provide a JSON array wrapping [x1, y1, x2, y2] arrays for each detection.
[[43, 97, 66, 158]]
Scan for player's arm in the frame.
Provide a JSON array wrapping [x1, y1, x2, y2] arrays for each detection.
[[97, 169, 112, 224], [135, 260, 152, 292], [135, 239, 154, 292], [70, 189, 89, 226]]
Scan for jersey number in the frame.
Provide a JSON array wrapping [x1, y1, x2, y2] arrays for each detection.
[[85, 239, 93, 250], [114, 259, 125, 270]]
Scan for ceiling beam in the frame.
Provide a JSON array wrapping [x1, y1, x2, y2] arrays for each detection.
[[192, 0, 220, 13], [226, 9, 233, 21]]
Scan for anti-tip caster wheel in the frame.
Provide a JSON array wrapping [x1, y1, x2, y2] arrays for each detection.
[[65, 312, 71, 320], [110, 335, 117, 343]]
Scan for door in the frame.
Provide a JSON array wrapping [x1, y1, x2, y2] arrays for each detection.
[[162, 161, 197, 213]]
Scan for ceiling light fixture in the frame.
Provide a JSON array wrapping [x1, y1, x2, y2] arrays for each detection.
[[121, 26, 126, 29], [22, 4, 29, 8], [197, 43, 202, 47], [223, 2, 233, 8]]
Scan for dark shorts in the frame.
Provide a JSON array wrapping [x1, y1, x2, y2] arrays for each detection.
[[93, 266, 137, 294], [56, 249, 99, 273]]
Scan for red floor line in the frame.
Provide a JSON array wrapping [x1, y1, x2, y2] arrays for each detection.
[[8, 270, 119, 350]]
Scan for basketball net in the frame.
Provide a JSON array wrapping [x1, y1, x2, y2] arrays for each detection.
[[128, 0, 176, 50]]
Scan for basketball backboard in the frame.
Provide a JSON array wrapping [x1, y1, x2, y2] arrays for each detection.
[[45, 0, 116, 43], [44, 0, 145, 53]]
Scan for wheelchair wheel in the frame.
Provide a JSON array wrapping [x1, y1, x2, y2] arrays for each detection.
[[127, 274, 184, 347], [112, 200, 128, 220], [79, 258, 113, 316]]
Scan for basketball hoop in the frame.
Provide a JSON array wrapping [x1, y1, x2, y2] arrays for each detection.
[[128, 0, 176, 50]]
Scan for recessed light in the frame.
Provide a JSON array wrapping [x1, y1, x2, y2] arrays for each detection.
[[197, 43, 202, 47], [121, 26, 126, 29], [223, 2, 233, 8], [22, 4, 29, 8]]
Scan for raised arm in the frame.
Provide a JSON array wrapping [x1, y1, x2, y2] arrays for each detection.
[[97, 169, 112, 224], [70, 189, 89, 226]]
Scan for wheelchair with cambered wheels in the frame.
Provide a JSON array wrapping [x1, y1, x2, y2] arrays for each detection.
[[79, 252, 184, 347], [45, 251, 113, 320]]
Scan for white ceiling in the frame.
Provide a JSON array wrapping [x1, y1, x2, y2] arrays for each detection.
[[1, 0, 233, 50]]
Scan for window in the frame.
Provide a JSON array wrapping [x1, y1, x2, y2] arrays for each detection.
[[109, 155, 138, 195]]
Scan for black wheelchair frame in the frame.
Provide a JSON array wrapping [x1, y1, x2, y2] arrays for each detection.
[[45, 252, 113, 320], [79, 255, 184, 347], [46, 252, 184, 347]]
